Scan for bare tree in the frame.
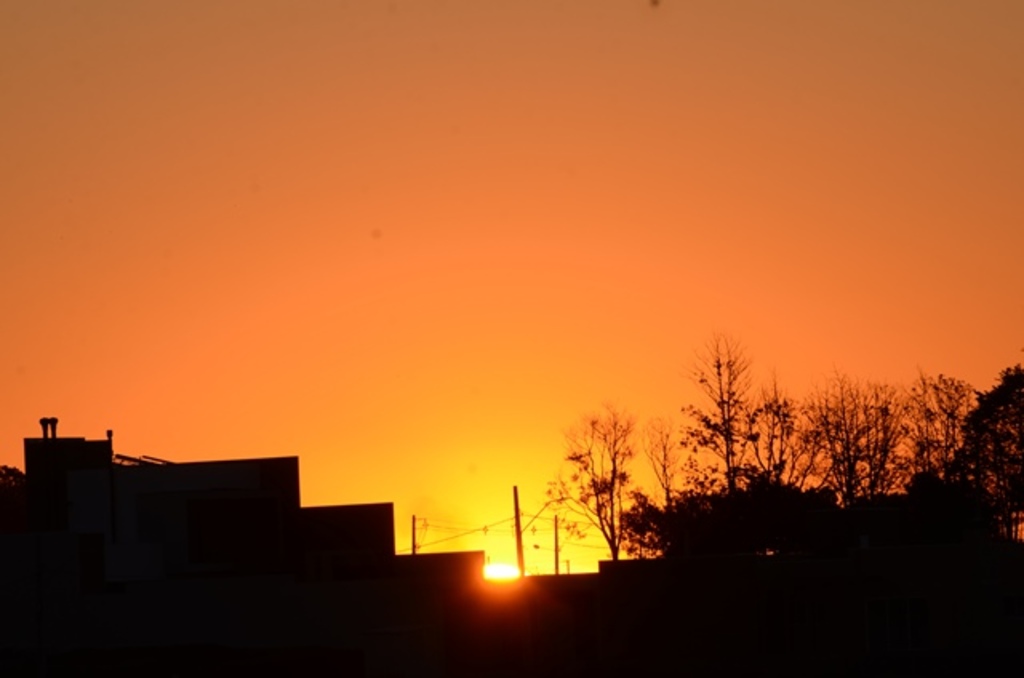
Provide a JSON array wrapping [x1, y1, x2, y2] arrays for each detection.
[[682, 334, 756, 493], [861, 381, 909, 498], [803, 372, 909, 506], [642, 416, 680, 508], [549, 404, 637, 561], [906, 372, 975, 477], [748, 375, 820, 488]]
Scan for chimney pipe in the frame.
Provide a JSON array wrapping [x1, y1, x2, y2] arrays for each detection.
[[39, 417, 49, 439]]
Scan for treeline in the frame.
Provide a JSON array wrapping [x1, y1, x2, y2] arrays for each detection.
[[550, 335, 1024, 560]]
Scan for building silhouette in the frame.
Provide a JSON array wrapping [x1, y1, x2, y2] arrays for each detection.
[[3, 419, 1024, 676]]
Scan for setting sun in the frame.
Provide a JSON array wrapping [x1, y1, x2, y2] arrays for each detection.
[[483, 563, 522, 581]]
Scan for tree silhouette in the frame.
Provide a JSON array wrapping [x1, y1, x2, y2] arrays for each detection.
[[549, 404, 637, 561], [621, 489, 669, 559], [803, 372, 909, 506], [906, 372, 975, 477], [641, 416, 680, 509], [558, 346, 1024, 559], [682, 334, 756, 494], [622, 454, 721, 558], [624, 468, 837, 558], [899, 470, 994, 544], [957, 364, 1024, 540], [748, 374, 821, 488]]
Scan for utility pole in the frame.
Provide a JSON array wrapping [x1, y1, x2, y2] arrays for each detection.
[[554, 515, 560, 575], [411, 515, 417, 555], [513, 486, 525, 576]]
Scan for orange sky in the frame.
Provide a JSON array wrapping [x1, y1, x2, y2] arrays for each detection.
[[2, 0, 1022, 573]]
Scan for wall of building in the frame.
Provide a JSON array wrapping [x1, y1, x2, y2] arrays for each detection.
[[64, 458, 301, 581]]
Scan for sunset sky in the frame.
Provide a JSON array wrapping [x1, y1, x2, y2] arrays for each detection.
[[2, 0, 1022, 573]]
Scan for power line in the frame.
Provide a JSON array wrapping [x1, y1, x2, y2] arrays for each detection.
[[398, 516, 517, 553]]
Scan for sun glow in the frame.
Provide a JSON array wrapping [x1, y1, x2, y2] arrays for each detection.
[[483, 562, 521, 581]]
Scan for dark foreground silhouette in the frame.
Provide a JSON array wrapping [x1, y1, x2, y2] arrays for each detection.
[[2, 414, 1024, 677]]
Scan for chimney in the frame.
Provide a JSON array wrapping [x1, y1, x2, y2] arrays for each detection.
[[39, 417, 49, 439]]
